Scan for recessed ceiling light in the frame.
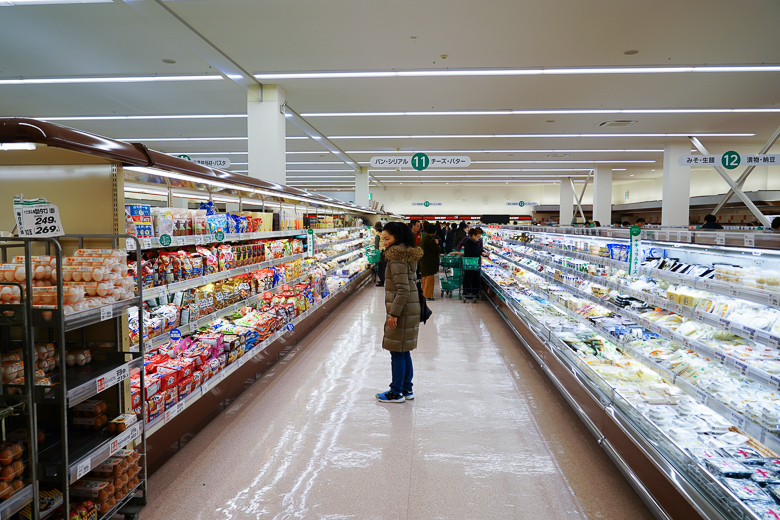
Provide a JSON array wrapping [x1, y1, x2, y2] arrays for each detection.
[[301, 108, 780, 117], [0, 75, 221, 85], [162, 59, 177, 64], [630, 174, 635, 176], [651, 169, 656, 171], [546, 120, 555, 123], [624, 50, 640, 56]]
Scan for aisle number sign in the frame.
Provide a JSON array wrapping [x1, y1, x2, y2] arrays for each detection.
[[628, 225, 642, 275], [13, 195, 64, 238], [506, 201, 539, 207], [177, 155, 231, 168], [369, 154, 471, 170], [678, 152, 780, 169]]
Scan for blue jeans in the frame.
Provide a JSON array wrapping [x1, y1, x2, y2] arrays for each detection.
[[390, 351, 413, 395]]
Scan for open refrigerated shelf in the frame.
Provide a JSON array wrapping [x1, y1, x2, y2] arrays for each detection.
[[65, 357, 143, 408], [0, 485, 33, 519]]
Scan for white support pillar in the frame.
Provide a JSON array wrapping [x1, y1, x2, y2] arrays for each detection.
[[355, 167, 370, 207], [662, 142, 691, 226], [247, 84, 287, 185], [592, 167, 612, 226], [559, 179, 574, 226]]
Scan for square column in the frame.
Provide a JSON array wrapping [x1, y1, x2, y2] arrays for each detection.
[[247, 84, 287, 185], [592, 167, 612, 226], [559, 179, 574, 226], [662, 142, 691, 226], [355, 168, 370, 207]]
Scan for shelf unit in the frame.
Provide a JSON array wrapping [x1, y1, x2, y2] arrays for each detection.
[[483, 225, 780, 520], [0, 234, 147, 519]]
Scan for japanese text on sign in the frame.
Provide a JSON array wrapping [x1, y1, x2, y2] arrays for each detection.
[[369, 156, 471, 168], [13, 195, 64, 238]]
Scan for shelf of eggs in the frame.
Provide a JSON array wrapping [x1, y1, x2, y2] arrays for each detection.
[[0, 249, 137, 330], [483, 240, 780, 451], [478, 264, 780, 520]]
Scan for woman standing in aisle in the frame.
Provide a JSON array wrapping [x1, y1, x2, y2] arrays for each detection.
[[373, 221, 386, 286], [419, 223, 441, 301], [462, 227, 487, 297], [377, 222, 423, 403], [444, 223, 457, 253]]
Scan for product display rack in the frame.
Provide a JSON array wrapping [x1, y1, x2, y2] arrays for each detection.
[[482, 225, 780, 520], [0, 234, 147, 520]]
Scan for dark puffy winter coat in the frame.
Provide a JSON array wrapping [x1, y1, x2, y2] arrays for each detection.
[[382, 244, 424, 352], [419, 232, 441, 277]]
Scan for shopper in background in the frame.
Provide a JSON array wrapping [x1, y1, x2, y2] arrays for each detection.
[[613, 221, 622, 228], [419, 223, 441, 301], [452, 222, 467, 251], [622, 221, 631, 227], [593, 221, 601, 227], [445, 223, 457, 253], [701, 214, 724, 230], [462, 227, 487, 297], [377, 222, 423, 403], [636, 217, 646, 228], [435, 222, 446, 252], [373, 221, 386, 286], [772, 218, 780, 231], [409, 219, 422, 246]]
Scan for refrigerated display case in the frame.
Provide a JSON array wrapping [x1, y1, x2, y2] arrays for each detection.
[[481, 224, 780, 520]]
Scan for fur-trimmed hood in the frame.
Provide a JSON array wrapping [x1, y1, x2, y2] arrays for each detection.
[[384, 244, 424, 263]]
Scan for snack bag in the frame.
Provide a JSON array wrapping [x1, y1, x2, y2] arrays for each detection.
[[192, 210, 208, 235], [196, 247, 218, 274], [218, 245, 235, 271], [151, 207, 175, 238]]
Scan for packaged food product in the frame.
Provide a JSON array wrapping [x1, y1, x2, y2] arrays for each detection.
[[73, 415, 108, 430], [721, 446, 765, 465], [106, 414, 138, 435], [70, 480, 114, 501], [722, 477, 773, 502], [73, 400, 107, 417], [705, 457, 754, 479], [151, 207, 175, 237]]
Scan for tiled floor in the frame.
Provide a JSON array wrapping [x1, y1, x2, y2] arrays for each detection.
[[143, 281, 655, 520]]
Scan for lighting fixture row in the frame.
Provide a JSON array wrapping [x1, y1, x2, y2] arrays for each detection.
[[2, 64, 779, 81], [123, 166, 369, 213]]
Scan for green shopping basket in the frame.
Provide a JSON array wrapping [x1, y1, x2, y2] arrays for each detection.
[[462, 257, 480, 270], [365, 247, 381, 263]]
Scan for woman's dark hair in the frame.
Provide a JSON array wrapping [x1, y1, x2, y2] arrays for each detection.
[[423, 222, 437, 234], [468, 227, 483, 237], [704, 214, 717, 223], [593, 221, 601, 227], [451, 223, 457, 229], [458, 222, 468, 230], [383, 222, 417, 248], [374, 221, 383, 232], [772, 217, 780, 230]]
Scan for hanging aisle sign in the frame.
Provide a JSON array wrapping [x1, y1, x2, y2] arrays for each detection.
[[13, 195, 64, 238], [411, 201, 442, 207], [177, 155, 231, 168], [628, 225, 642, 275], [369, 154, 471, 169], [506, 201, 539, 207], [677, 152, 780, 168]]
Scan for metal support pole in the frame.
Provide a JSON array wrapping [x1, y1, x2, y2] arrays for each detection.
[[571, 172, 591, 222], [690, 137, 771, 227], [712, 124, 780, 215]]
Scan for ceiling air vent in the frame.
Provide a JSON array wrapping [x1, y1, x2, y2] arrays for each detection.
[[546, 153, 570, 158], [599, 120, 639, 127]]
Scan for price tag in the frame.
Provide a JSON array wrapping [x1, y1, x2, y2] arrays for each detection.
[[142, 238, 152, 249], [13, 198, 64, 238], [719, 318, 731, 332], [175, 400, 185, 415], [729, 286, 739, 297], [674, 303, 684, 314], [714, 352, 727, 363], [125, 238, 136, 252], [159, 285, 169, 297], [109, 439, 119, 456], [695, 390, 708, 405], [200, 276, 209, 287], [205, 234, 214, 243], [175, 236, 187, 247], [744, 327, 757, 340], [195, 235, 204, 245], [730, 412, 745, 429], [695, 311, 705, 323], [702, 280, 712, 291], [76, 458, 91, 479], [680, 232, 691, 243], [769, 294, 780, 308], [715, 233, 726, 245], [200, 382, 211, 396], [735, 361, 749, 375], [164, 408, 175, 423], [100, 306, 113, 321], [682, 338, 691, 349], [744, 234, 755, 247], [769, 336, 780, 349]]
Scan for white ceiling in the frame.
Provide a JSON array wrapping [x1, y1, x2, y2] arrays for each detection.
[[1, 0, 779, 191]]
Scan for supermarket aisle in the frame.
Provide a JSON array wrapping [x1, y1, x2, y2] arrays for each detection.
[[143, 282, 654, 520]]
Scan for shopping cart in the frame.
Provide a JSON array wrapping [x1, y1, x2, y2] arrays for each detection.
[[460, 256, 481, 302], [440, 254, 463, 298]]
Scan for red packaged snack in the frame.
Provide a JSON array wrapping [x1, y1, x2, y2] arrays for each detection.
[[192, 370, 203, 389], [177, 376, 194, 400], [130, 388, 141, 409], [154, 366, 179, 392], [163, 387, 178, 410]]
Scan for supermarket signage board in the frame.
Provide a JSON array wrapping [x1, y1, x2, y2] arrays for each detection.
[[506, 201, 539, 207], [369, 155, 471, 169], [177, 155, 231, 168], [677, 152, 780, 168], [411, 201, 442, 207], [13, 195, 64, 238]]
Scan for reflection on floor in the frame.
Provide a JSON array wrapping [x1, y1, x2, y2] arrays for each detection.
[[143, 280, 655, 520]]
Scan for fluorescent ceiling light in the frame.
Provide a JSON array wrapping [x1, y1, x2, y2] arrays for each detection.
[[286, 151, 327, 154], [470, 160, 655, 164], [0, 75, 222, 85], [346, 149, 664, 154], [255, 65, 780, 80], [1, 0, 111, 4], [375, 179, 562, 184], [373, 174, 589, 179], [125, 136, 306, 142], [301, 108, 780, 117], [330, 133, 754, 139], [40, 114, 247, 121], [124, 185, 168, 197], [0, 142, 36, 150], [612, 168, 628, 171], [369, 168, 591, 173]]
